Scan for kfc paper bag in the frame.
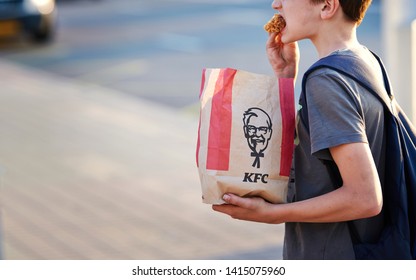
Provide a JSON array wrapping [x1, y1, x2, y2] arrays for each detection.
[[196, 68, 295, 204]]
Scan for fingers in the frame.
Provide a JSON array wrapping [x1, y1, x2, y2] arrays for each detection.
[[266, 32, 281, 47], [211, 201, 234, 218], [211, 197, 250, 221], [211, 194, 279, 224], [212, 195, 270, 223], [222, 193, 250, 208], [212, 194, 250, 214], [212, 193, 260, 215], [273, 33, 282, 45]]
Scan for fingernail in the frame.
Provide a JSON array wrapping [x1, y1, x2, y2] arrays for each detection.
[[223, 194, 230, 201]]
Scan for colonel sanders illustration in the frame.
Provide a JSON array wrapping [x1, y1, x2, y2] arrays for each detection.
[[243, 108, 273, 168]]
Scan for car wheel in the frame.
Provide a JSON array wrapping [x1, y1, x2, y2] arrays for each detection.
[[32, 18, 55, 43]]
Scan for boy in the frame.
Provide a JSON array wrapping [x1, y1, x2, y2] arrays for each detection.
[[213, 0, 385, 259]]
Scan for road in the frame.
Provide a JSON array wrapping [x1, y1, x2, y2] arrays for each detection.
[[0, 0, 382, 110]]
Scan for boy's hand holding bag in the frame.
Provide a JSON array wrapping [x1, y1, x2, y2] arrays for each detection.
[[196, 68, 295, 204]]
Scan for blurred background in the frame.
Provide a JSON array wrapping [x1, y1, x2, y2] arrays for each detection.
[[0, 0, 390, 260]]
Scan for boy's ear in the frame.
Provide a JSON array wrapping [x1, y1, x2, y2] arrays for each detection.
[[320, 0, 339, 20]]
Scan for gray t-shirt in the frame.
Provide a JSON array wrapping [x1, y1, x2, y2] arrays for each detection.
[[283, 47, 386, 260]]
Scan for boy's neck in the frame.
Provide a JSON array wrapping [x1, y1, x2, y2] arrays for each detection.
[[312, 22, 360, 58]]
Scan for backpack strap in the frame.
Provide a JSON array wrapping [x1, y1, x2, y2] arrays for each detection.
[[301, 51, 393, 115]]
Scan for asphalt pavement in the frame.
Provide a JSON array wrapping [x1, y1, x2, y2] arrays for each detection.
[[0, 59, 284, 260]]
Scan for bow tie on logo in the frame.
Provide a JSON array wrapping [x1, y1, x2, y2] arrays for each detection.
[[251, 152, 264, 168]]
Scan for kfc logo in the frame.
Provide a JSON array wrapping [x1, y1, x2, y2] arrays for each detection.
[[243, 108, 273, 168]]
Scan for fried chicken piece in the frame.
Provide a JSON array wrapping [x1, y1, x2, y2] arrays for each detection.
[[264, 14, 286, 34]]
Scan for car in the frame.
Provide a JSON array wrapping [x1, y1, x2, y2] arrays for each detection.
[[0, 0, 56, 42]]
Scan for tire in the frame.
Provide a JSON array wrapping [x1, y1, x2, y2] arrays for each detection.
[[32, 16, 55, 43]]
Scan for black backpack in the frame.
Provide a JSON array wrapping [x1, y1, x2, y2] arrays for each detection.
[[300, 51, 416, 259]]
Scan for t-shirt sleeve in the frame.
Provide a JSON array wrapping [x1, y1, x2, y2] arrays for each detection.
[[305, 70, 368, 160]]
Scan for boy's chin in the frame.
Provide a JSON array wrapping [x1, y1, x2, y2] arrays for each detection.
[[280, 33, 292, 44], [281, 34, 299, 45]]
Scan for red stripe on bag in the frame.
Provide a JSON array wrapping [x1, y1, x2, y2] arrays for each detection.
[[206, 68, 237, 170], [196, 69, 207, 167], [279, 78, 295, 176]]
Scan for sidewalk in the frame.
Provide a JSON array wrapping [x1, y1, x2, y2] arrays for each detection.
[[0, 59, 284, 260]]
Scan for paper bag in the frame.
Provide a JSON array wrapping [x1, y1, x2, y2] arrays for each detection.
[[196, 68, 295, 204]]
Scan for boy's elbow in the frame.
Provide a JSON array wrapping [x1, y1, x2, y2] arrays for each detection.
[[360, 191, 383, 218], [365, 198, 383, 217]]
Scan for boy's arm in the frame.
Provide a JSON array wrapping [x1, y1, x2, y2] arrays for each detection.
[[212, 142, 383, 224]]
